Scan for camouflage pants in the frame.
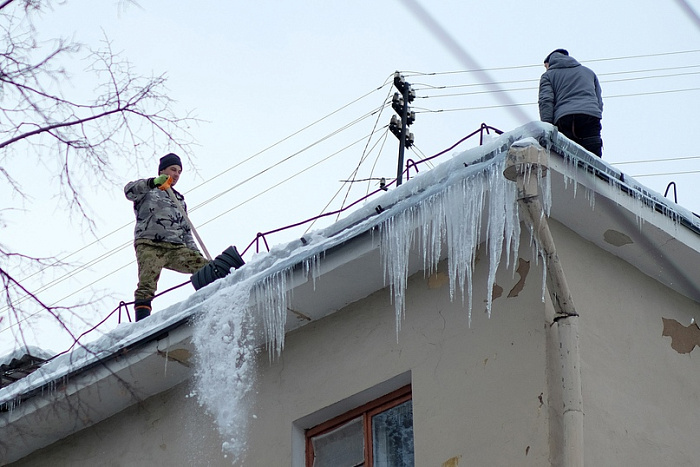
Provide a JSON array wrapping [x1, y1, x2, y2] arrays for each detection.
[[134, 239, 210, 301]]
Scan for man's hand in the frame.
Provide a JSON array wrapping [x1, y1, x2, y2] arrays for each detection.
[[153, 174, 173, 190]]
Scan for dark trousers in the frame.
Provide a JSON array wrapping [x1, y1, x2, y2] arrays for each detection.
[[555, 114, 603, 157]]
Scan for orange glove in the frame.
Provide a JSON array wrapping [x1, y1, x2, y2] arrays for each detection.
[[153, 175, 173, 191]]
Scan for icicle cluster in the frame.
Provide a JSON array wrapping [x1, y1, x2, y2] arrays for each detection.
[[253, 269, 292, 358], [379, 154, 521, 327], [192, 140, 555, 462]]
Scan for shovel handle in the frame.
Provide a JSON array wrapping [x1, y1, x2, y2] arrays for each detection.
[[165, 187, 213, 261]]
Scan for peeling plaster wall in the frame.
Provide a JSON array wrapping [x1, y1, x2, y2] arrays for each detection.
[[548, 218, 700, 467]]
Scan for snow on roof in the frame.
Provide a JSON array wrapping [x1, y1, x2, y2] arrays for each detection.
[[5, 121, 700, 463], [2, 120, 698, 408], [0, 346, 54, 370]]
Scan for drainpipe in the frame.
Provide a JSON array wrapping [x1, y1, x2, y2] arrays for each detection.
[[504, 141, 583, 467]]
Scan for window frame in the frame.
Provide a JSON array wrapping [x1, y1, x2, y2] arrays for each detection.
[[305, 384, 413, 467]]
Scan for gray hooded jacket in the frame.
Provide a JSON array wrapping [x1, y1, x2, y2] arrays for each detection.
[[124, 178, 199, 251], [538, 53, 603, 124]]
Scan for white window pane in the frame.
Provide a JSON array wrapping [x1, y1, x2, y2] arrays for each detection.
[[312, 416, 365, 467], [372, 400, 414, 467]]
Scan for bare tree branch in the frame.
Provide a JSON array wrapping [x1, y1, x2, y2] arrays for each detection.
[[1, 1, 197, 359]]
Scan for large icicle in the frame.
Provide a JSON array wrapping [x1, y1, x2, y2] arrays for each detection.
[[253, 269, 292, 358], [379, 208, 416, 336]]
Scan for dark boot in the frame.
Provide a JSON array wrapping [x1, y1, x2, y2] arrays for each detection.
[[134, 299, 152, 322]]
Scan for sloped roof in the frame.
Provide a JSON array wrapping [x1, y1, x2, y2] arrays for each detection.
[[0, 347, 53, 390], [2, 121, 699, 463]]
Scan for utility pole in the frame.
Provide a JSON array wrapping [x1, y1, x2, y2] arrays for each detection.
[[389, 72, 415, 186]]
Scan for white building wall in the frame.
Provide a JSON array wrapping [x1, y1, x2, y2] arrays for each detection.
[[10, 221, 700, 466], [247, 251, 551, 466], [10, 234, 553, 466], [548, 219, 700, 467]]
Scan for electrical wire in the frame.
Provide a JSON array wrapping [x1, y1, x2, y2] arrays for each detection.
[[199, 128, 387, 229], [412, 65, 700, 94], [6, 50, 700, 343], [189, 101, 391, 212], [14, 51, 700, 290], [415, 87, 700, 114], [611, 155, 700, 165], [0, 127, 389, 337], [402, 49, 700, 78], [183, 82, 393, 198], [1, 92, 393, 316], [631, 169, 700, 178], [335, 86, 395, 218], [416, 72, 700, 100], [324, 126, 392, 226]]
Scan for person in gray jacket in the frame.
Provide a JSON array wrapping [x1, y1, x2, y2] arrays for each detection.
[[539, 49, 604, 157], [124, 153, 209, 321]]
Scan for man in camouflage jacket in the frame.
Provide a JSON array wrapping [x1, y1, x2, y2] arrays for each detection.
[[124, 153, 209, 321]]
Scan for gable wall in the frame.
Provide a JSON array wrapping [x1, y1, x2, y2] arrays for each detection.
[[548, 218, 700, 466]]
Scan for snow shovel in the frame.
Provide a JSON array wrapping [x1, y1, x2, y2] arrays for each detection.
[[190, 245, 245, 290]]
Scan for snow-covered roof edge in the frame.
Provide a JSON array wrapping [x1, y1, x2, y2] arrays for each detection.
[[0, 346, 54, 370], [3, 121, 699, 406]]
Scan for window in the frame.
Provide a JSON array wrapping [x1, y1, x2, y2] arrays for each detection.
[[305, 385, 414, 467]]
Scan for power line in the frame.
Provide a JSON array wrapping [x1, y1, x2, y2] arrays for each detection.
[[607, 87, 700, 98], [1, 87, 395, 314], [585, 49, 700, 64], [189, 102, 390, 213], [200, 128, 387, 229], [336, 85, 395, 218], [413, 64, 700, 93], [415, 87, 700, 113], [416, 72, 700, 100], [312, 131, 389, 230], [611, 155, 700, 165], [13, 52, 700, 296], [7, 50, 700, 338], [183, 81, 393, 199], [403, 49, 700, 78], [631, 169, 700, 178]]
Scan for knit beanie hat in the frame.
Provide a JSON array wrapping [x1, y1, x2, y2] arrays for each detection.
[[158, 153, 182, 172], [544, 49, 569, 64]]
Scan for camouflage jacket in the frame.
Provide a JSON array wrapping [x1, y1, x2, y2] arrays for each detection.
[[124, 178, 199, 251]]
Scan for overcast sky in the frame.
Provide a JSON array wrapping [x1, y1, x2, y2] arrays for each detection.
[[2, 0, 699, 355]]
